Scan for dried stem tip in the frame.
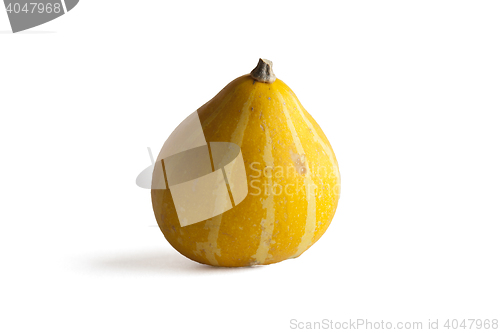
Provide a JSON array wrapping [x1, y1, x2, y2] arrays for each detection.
[[250, 58, 277, 83]]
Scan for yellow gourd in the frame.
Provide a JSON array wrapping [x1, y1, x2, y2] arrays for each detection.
[[151, 59, 340, 267]]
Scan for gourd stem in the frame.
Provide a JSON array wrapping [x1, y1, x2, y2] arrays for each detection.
[[250, 58, 277, 83]]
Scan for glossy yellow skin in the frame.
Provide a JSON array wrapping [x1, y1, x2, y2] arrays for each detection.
[[152, 74, 340, 267]]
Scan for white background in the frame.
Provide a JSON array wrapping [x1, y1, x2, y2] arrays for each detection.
[[1, 1, 499, 332]]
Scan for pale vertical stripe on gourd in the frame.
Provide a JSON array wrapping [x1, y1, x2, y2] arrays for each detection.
[[289, 94, 340, 181], [230, 90, 256, 145], [194, 215, 223, 266], [277, 93, 317, 257], [197, 91, 256, 264], [252, 125, 275, 264]]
